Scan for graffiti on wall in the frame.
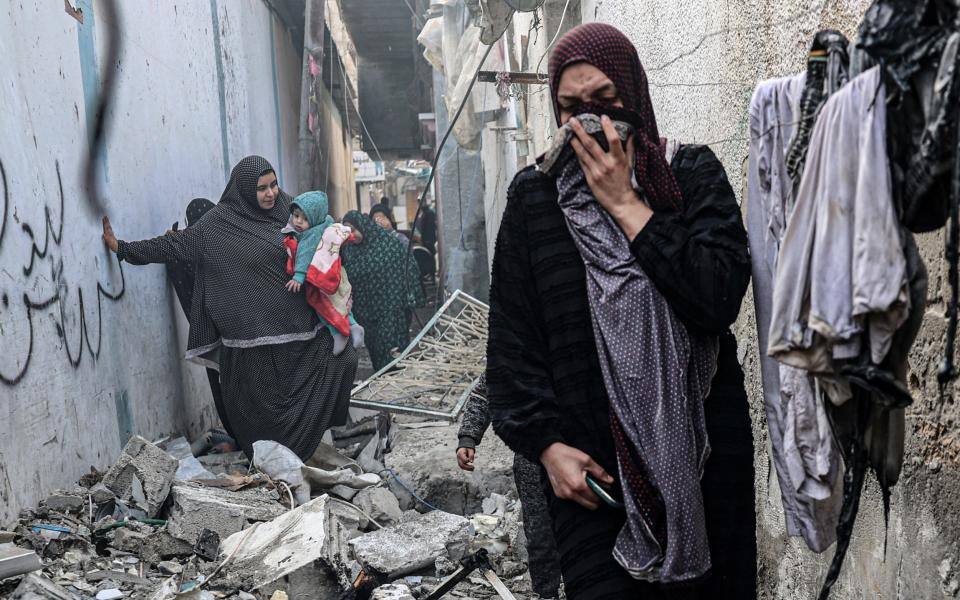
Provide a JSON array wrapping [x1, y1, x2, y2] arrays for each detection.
[[0, 157, 125, 386]]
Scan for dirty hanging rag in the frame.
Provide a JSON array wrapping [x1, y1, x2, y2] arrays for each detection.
[[541, 113, 719, 583]]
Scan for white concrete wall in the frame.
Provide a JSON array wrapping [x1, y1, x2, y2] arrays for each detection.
[[583, 1, 960, 598], [0, 0, 307, 524]]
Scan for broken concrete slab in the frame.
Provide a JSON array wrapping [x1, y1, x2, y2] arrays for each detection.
[[0, 544, 42, 580], [10, 573, 74, 600], [384, 424, 516, 514], [139, 530, 195, 563], [349, 510, 473, 578], [166, 482, 286, 545], [353, 487, 403, 528], [43, 492, 86, 513], [371, 583, 416, 600], [101, 436, 178, 518], [89, 484, 116, 505], [157, 560, 183, 575], [86, 570, 151, 586], [108, 528, 149, 554], [212, 496, 352, 596]]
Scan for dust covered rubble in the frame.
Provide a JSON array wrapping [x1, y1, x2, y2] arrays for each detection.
[[0, 415, 539, 600]]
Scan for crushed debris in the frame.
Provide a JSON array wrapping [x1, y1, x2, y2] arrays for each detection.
[[0, 297, 542, 599]]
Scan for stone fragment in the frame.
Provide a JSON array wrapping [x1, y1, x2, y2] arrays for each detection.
[[371, 583, 416, 600], [329, 484, 360, 501], [43, 492, 85, 513], [353, 487, 403, 528], [158, 560, 183, 575], [350, 510, 473, 578], [193, 529, 220, 561], [140, 530, 195, 563], [435, 555, 457, 578], [85, 570, 150, 586], [166, 482, 285, 545], [101, 436, 178, 517], [96, 590, 124, 600], [10, 574, 74, 600], [500, 560, 527, 578], [109, 528, 148, 554], [89, 483, 116, 504]]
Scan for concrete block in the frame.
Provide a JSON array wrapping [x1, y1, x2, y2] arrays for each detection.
[[0, 544, 42, 580], [101, 436, 178, 518], [10, 573, 74, 600], [43, 492, 85, 513], [353, 487, 403, 528], [166, 482, 286, 545], [349, 510, 473, 578], [371, 583, 415, 600], [140, 530, 195, 563], [213, 496, 351, 596], [109, 528, 148, 554], [89, 484, 116, 505]]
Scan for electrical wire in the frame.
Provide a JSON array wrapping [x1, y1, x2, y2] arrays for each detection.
[[329, 496, 385, 530], [405, 17, 512, 297], [334, 46, 385, 164], [401, 0, 425, 28], [533, 0, 572, 80], [380, 467, 443, 512]]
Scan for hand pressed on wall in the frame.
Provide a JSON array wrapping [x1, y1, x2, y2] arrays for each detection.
[[101, 216, 119, 253], [569, 115, 653, 240]]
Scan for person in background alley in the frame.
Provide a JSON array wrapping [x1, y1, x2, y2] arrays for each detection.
[[341, 211, 424, 371], [456, 374, 562, 599], [101, 156, 358, 464], [488, 24, 756, 600], [417, 199, 438, 256], [164, 197, 237, 451], [370, 202, 411, 246]]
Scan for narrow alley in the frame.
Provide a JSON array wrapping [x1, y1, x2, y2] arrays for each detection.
[[2, 1, 960, 599]]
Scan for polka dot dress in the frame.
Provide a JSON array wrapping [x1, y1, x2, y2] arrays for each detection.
[[118, 156, 359, 460]]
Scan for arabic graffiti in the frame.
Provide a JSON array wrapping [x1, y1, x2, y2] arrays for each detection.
[[0, 157, 125, 386]]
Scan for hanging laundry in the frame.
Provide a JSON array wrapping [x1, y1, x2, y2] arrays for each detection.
[[747, 72, 842, 554], [784, 30, 850, 187], [769, 66, 910, 379], [858, 0, 960, 382]]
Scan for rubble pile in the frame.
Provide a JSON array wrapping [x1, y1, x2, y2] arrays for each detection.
[[0, 418, 541, 600]]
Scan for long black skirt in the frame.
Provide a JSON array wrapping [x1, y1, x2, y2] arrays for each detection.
[[548, 332, 757, 600], [219, 329, 358, 461]]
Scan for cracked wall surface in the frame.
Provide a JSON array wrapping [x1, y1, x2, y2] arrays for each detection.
[[585, 1, 960, 597]]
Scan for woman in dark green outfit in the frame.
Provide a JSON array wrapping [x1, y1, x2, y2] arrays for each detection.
[[342, 211, 424, 371]]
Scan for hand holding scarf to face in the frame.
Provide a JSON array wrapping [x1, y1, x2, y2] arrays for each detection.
[[549, 23, 683, 240]]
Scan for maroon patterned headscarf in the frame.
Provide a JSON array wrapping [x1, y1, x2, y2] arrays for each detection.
[[549, 23, 683, 213]]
